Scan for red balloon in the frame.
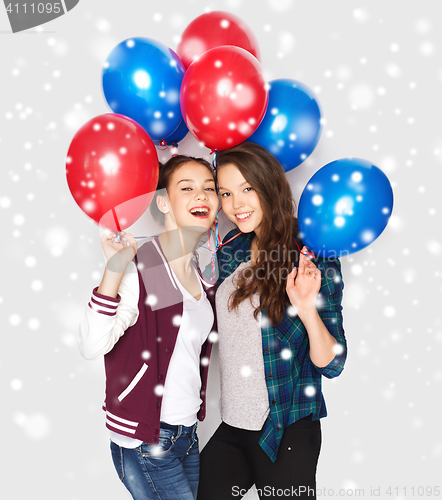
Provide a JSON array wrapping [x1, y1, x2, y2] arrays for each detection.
[[180, 46, 268, 151], [177, 11, 260, 70], [66, 113, 159, 231]]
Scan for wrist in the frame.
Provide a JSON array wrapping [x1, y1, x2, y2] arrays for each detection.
[[106, 248, 134, 274], [296, 303, 318, 322]]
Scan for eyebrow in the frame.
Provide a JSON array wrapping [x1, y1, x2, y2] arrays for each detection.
[[177, 178, 215, 184], [218, 181, 249, 190]]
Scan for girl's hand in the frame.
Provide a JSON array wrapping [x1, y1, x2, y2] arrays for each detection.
[[286, 246, 321, 314], [101, 231, 138, 273]]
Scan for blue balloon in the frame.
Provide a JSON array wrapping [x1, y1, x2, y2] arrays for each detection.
[[102, 37, 185, 141], [246, 79, 322, 172], [298, 158, 394, 258], [163, 118, 189, 146]]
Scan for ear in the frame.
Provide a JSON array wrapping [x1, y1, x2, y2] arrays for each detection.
[[156, 194, 169, 215]]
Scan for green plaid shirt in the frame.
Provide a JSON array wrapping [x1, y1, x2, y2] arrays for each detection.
[[216, 229, 347, 462]]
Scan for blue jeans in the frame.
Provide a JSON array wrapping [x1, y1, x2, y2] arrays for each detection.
[[111, 421, 199, 500]]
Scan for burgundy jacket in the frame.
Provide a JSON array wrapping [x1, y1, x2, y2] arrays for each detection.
[[102, 238, 217, 445]]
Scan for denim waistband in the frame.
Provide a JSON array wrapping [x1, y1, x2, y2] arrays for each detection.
[[160, 421, 198, 435]]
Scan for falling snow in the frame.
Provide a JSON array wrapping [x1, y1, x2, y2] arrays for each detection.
[[1, 2, 440, 499], [14, 413, 51, 440]]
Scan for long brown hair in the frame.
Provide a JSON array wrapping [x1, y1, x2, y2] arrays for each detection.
[[216, 142, 302, 327]]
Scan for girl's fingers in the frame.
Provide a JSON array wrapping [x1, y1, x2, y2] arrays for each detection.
[[122, 232, 135, 243], [100, 231, 137, 252], [301, 246, 315, 261], [299, 255, 316, 274], [308, 268, 320, 280], [126, 235, 138, 249], [298, 254, 306, 274], [101, 232, 116, 240], [299, 252, 319, 280], [286, 267, 297, 290], [302, 253, 317, 268], [305, 261, 317, 271]]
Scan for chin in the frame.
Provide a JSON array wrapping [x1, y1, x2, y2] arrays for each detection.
[[192, 218, 213, 229]]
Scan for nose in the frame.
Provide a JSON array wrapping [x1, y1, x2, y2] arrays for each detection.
[[195, 188, 208, 201], [232, 194, 245, 210]]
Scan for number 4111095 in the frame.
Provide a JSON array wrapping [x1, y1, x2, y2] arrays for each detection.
[[5, 3, 62, 14], [386, 486, 440, 496]]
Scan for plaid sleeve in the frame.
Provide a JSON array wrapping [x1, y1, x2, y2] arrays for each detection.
[[311, 257, 347, 379]]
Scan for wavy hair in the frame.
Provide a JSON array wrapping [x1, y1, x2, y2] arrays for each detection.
[[216, 142, 302, 327]]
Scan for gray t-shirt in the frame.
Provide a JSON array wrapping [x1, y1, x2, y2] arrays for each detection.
[[216, 261, 270, 430]]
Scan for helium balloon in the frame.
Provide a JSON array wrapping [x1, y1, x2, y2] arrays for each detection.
[[180, 45, 268, 151], [298, 158, 394, 258], [66, 113, 159, 232], [102, 37, 185, 141], [177, 10, 260, 69], [247, 79, 322, 172], [162, 118, 189, 146]]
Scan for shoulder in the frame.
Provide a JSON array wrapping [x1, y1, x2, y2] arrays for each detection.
[[315, 255, 342, 274], [222, 228, 241, 245], [136, 239, 164, 267], [218, 229, 251, 265], [219, 229, 241, 257], [216, 229, 248, 286]]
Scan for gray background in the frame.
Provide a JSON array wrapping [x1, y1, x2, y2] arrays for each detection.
[[1, 0, 441, 499]]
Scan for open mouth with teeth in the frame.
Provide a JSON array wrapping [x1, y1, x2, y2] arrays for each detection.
[[190, 207, 210, 219], [235, 211, 253, 221]]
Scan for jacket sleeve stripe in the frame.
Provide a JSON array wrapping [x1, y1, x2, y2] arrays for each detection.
[[88, 302, 117, 316], [90, 296, 118, 310]]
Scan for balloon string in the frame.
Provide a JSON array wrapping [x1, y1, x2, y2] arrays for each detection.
[[210, 149, 218, 170], [112, 207, 121, 232], [292, 236, 314, 257], [157, 139, 181, 152]]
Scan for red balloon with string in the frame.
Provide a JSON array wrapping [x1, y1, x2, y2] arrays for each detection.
[[66, 113, 159, 232], [177, 10, 260, 69], [180, 45, 268, 151]]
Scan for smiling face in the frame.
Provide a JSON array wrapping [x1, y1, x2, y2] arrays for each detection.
[[158, 161, 218, 231], [217, 163, 264, 236]]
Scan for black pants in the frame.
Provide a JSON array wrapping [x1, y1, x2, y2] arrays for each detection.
[[197, 416, 321, 499]]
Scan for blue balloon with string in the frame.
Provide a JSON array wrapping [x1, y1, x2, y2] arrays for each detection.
[[102, 37, 185, 141], [298, 158, 394, 258], [163, 118, 189, 146], [246, 78, 322, 172]]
